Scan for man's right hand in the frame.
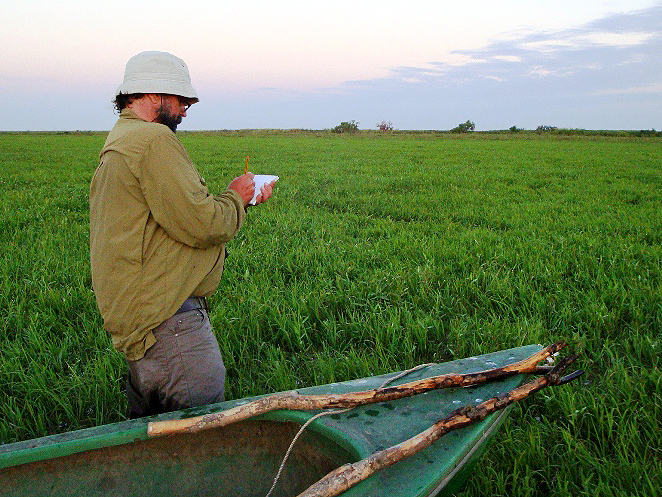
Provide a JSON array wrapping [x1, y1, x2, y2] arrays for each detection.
[[228, 173, 255, 207]]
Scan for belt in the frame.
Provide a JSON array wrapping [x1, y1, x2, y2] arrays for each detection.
[[175, 296, 208, 315]]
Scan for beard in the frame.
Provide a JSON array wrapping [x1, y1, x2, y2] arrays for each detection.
[[154, 105, 182, 133]]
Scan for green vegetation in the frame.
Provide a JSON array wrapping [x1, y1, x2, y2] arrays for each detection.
[[1, 130, 660, 496], [332, 120, 360, 133], [377, 120, 394, 131], [451, 120, 476, 133]]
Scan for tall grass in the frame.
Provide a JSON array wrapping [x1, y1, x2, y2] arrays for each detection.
[[0, 131, 660, 495]]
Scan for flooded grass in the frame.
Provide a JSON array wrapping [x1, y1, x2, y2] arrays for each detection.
[[0, 131, 660, 496]]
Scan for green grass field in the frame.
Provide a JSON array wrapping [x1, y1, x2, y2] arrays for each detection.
[[0, 130, 660, 496]]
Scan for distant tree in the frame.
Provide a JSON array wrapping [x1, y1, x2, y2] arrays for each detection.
[[451, 120, 475, 133], [333, 120, 360, 133], [630, 129, 661, 137], [377, 120, 394, 131], [509, 125, 523, 133]]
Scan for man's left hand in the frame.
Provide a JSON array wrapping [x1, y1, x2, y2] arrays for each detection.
[[254, 180, 276, 205]]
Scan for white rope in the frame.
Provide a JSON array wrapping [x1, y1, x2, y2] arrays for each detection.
[[378, 363, 434, 389], [265, 408, 351, 497]]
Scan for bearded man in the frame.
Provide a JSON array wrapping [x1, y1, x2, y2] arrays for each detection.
[[90, 51, 274, 418]]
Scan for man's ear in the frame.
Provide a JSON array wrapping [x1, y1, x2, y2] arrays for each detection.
[[145, 94, 161, 106]]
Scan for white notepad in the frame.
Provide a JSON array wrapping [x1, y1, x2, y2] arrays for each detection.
[[250, 175, 279, 205]]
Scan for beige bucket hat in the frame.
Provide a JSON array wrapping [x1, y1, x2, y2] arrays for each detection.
[[115, 51, 199, 102]]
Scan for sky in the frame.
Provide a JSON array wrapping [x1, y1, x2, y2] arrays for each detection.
[[1, 0, 661, 131]]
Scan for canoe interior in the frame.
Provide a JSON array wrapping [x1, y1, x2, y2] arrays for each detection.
[[1, 419, 353, 497]]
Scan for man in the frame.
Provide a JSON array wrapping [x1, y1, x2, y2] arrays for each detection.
[[90, 51, 274, 418]]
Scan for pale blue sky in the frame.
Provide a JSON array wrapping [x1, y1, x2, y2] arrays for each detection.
[[1, 0, 660, 130]]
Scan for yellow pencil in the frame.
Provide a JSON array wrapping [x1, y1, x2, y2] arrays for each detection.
[[244, 156, 249, 174]]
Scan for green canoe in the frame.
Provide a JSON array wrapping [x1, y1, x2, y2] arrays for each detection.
[[0, 344, 542, 497]]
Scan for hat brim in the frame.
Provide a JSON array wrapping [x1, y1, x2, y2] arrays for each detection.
[[115, 78, 198, 101]]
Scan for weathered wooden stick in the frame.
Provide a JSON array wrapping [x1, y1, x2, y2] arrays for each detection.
[[147, 342, 566, 437], [296, 354, 582, 497]]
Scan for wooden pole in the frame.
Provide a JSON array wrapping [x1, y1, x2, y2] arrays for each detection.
[[147, 342, 566, 437], [295, 354, 582, 497]]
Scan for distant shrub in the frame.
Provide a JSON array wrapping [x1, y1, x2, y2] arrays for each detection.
[[554, 128, 586, 136], [509, 126, 523, 133], [630, 129, 661, 137], [377, 121, 394, 131], [451, 120, 475, 133], [333, 120, 360, 133]]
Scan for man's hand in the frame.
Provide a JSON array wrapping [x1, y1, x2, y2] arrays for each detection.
[[253, 179, 276, 205], [228, 173, 255, 207]]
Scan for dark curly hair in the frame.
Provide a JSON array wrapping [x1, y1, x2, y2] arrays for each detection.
[[112, 93, 145, 113]]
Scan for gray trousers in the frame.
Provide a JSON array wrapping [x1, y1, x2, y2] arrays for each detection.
[[126, 308, 226, 418]]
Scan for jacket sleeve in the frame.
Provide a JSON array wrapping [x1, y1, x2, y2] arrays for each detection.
[[139, 132, 246, 248]]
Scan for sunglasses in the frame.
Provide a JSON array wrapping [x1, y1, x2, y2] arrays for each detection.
[[177, 96, 193, 111]]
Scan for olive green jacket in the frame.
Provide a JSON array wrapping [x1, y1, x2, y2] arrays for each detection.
[[90, 109, 245, 360]]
